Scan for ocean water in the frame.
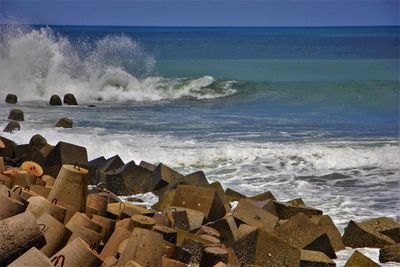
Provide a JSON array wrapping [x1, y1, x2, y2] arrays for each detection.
[[0, 25, 399, 265]]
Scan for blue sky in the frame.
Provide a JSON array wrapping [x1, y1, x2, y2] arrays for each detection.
[[0, 0, 398, 27]]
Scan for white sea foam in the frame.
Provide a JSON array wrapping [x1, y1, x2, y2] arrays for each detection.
[[0, 26, 236, 101], [4, 126, 398, 174]]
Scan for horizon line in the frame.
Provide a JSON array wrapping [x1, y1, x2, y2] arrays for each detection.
[[2, 23, 399, 28]]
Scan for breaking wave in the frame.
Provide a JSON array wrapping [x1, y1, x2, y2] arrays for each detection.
[[0, 25, 236, 101]]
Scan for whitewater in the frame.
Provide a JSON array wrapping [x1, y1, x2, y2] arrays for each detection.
[[0, 26, 236, 101]]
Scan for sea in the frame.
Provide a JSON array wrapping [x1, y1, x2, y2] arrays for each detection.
[[0, 25, 399, 265]]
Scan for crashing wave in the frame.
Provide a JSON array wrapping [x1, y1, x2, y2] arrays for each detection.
[[0, 25, 236, 102]]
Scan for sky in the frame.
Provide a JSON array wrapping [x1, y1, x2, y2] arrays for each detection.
[[0, 0, 398, 27]]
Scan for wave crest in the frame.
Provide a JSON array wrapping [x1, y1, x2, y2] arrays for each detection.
[[0, 25, 236, 102]]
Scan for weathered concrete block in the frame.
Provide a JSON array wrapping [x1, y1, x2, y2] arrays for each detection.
[[86, 194, 108, 217], [175, 229, 214, 247], [199, 234, 220, 244], [152, 189, 176, 211], [0, 211, 46, 266], [287, 198, 306, 207], [91, 214, 116, 244], [171, 245, 192, 264], [3, 121, 20, 133], [0, 190, 26, 220], [117, 228, 163, 267], [249, 191, 276, 201], [139, 160, 157, 171], [52, 237, 102, 267], [304, 234, 337, 259], [231, 226, 258, 266], [100, 226, 131, 260], [226, 247, 240, 267], [342, 219, 396, 248], [233, 198, 278, 232], [28, 185, 50, 198], [167, 206, 205, 231], [225, 188, 247, 202], [14, 144, 31, 163], [206, 215, 240, 246], [55, 117, 73, 128], [0, 136, 16, 158], [310, 215, 345, 251], [8, 109, 24, 121], [237, 224, 258, 240], [163, 241, 177, 260], [379, 243, 400, 263], [37, 213, 71, 257], [183, 171, 210, 187], [153, 225, 178, 244], [40, 144, 53, 160], [102, 155, 125, 173], [152, 163, 184, 192], [274, 201, 323, 219], [101, 256, 118, 267], [121, 204, 155, 218], [66, 212, 102, 233], [162, 256, 187, 267], [172, 185, 225, 222], [196, 225, 221, 239], [131, 214, 156, 229], [29, 134, 47, 150], [44, 141, 88, 166], [200, 247, 228, 267], [209, 182, 231, 215], [107, 202, 128, 220], [300, 250, 335, 267], [256, 199, 279, 217], [85, 155, 124, 184], [344, 250, 380, 267], [49, 95, 62, 106], [115, 218, 134, 232], [8, 247, 53, 267], [106, 161, 154, 195], [359, 217, 400, 243], [233, 228, 301, 267], [82, 157, 107, 185], [63, 93, 78, 105], [182, 238, 204, 264], [274, 213, 336, 259], [5, 94, 17, 104], [47, 164, 89, 218], [153, 213, 171, 227], [44, 142, 88, 177], [27, 195, 67, 223], [116, 218, 134, 233]]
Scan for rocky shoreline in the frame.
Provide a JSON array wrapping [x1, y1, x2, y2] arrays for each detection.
[[0, 94, 399, 266]]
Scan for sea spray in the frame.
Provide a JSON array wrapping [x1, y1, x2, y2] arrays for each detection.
[[0, 25, 236, 101]]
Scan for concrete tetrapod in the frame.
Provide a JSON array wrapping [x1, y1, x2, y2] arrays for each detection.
[[0, 189, 26, 220], [47, 164, 89, 222], [117, 228, 164, 267], [51, 237, 102, 267], [7, 247, 53, 267], [36, 213, 71, 257], [0, 211, 46, 266]]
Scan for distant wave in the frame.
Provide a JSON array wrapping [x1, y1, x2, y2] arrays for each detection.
[[0, 25, 236, 102]]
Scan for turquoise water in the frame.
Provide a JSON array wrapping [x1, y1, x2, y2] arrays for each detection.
[[156, 59, 399, 81], [0, 26, 399, 261]]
